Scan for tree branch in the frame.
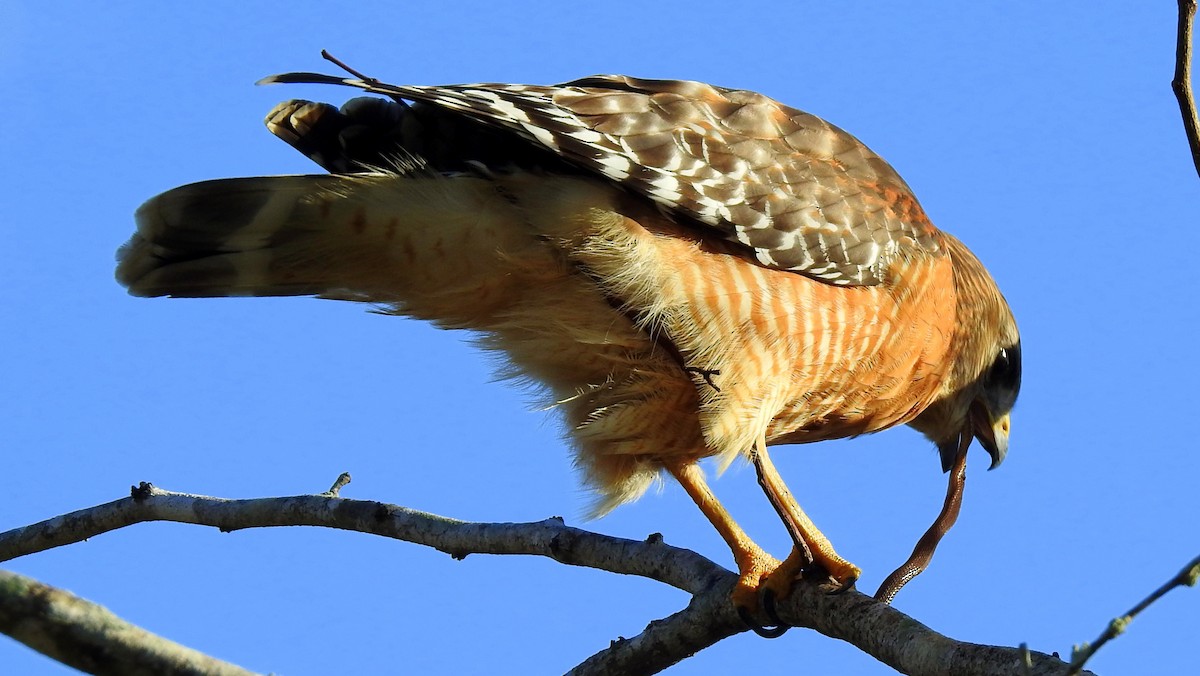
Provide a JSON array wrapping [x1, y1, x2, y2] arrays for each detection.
[[0, 569, 259, 676], [0, 481, 1089, 675], [775, 590, 1078, 675], [568, 580, 745, 676], [0, 483, 726, 596], [1174, 0, 1200, 177]]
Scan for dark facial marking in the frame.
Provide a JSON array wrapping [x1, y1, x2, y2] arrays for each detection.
[[986, 341, 1022, 396]]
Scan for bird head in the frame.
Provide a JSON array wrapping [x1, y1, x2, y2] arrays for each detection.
[[908, 235, 1021, 472], [957, 340, 1021, 470]]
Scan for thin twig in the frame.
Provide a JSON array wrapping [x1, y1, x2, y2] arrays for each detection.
[[1066, 554, 1200, 674], [1174, 0, 1200, 178], [0, 569, 259, 676]]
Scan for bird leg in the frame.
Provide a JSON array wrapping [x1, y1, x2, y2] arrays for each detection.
[[752, 436, 861, 604], [664, 459, 788, 638]]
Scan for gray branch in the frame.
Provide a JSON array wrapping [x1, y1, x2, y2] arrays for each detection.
[[0, 569, 259, 676], [0, 482, 1089, 675]]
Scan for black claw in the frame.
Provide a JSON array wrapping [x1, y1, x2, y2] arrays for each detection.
[[736, 605, 789, 639], [761, 587, 786, 628]]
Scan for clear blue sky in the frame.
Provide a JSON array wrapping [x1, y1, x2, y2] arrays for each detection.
[[2, 3, 1196, 674]]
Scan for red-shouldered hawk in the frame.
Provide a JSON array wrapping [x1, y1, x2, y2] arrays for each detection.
[[117, 67, 1020, 634]]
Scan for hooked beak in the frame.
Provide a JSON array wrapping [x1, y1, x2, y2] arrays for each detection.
[[971, 401, 1010, 470]]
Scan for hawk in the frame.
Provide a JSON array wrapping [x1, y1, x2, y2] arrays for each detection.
[[117, 65, 1021, 633]]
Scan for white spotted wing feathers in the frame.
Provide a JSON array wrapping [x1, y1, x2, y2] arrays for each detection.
[[260, 72, 943, 286]]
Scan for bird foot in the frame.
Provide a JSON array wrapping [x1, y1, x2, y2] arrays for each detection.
[[730, 551, 790, 638], [740, 551, 861, 634]]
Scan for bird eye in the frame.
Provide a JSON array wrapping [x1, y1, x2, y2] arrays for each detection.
[[987, 343, 1021, 389]]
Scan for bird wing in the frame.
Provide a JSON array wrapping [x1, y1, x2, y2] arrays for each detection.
[[260, 72, 944, 286]]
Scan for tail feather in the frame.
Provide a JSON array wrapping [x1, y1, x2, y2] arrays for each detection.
[[119, 176, 347, 297], [117, 172, 533, 307]]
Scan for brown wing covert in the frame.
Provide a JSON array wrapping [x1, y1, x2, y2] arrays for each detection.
[[260, 72, 943, 286]]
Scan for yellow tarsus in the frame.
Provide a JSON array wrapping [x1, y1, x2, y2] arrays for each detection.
[[664, 460, 779, 619], [752, 436, 860, 593]]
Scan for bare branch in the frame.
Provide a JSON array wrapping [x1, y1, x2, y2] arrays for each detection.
[[1174, 0, 1200, 177], [1066, 554, 1200, 675], [762, 582, 1088, 676], [0, 569, 259, 676], [0, 481, 1089, 675], [0, 483, 726, 596], [568, 580, 745, 676]]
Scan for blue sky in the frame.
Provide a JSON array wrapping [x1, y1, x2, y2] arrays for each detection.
[[2, 2, 1197, 674]]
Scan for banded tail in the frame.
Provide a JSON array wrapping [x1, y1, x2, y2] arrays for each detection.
[[117, 170, 554, 328]]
